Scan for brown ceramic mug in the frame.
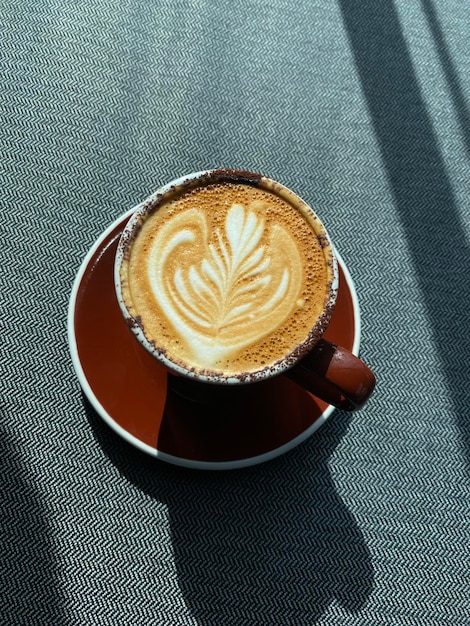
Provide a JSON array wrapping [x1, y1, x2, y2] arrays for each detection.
[[115, 169, 375, 410]]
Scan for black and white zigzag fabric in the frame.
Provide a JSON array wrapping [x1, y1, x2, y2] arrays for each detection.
[[1, 0, 469, 624]]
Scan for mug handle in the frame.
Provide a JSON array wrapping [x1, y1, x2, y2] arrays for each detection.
[[285, 339, 376, 411]]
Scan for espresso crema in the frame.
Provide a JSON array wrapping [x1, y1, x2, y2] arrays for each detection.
[[118, 179, 335, 379]]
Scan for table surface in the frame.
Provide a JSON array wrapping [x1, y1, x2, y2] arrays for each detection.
[[2, 0, 469, 624]]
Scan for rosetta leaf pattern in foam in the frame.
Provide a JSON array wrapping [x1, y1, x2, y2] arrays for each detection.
[[148, 203, 303, 365]]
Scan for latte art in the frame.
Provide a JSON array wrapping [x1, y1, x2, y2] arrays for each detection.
[[118, 179, 335, 379], [147, 203, 303, 365]]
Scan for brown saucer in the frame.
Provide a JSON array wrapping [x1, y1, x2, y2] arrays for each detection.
[[68, 211, 359, 469]]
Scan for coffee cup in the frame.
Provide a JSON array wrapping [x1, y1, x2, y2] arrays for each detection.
[[115, 169, 375, 410]]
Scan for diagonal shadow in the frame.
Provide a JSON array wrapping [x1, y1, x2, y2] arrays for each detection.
[[0, 431, 67, 625], [420, 0, 470, 158], [338, 0, 470, 468], [87, 401, 374, 625]]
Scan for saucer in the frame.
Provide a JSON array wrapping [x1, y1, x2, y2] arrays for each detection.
[[68, 210, 360, 470]]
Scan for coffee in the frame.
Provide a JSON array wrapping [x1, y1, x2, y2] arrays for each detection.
[[117, 172, 337, 381]]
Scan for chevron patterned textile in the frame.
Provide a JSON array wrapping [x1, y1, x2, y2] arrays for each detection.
[[1, 0, 469, 624]]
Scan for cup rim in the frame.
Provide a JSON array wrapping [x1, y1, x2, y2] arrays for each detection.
[[114, 169, 339, 384]]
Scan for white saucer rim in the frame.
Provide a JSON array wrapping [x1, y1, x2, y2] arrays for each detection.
[[68, 211, 361, 471]]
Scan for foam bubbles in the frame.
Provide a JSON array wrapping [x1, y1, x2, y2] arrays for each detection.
[[124, 182, 330, 375]]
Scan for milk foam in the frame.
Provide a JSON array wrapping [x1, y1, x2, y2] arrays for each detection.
[[122, 182, 331, 376], [147, 203, 302, 365]]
